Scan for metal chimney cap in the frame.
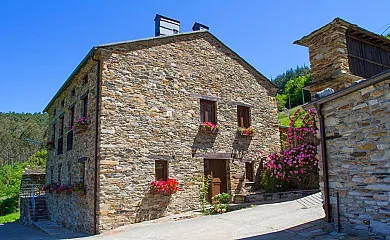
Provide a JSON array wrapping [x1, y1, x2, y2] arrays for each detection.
[[192, 22, 209, 31], [154, 14, 180, 23]]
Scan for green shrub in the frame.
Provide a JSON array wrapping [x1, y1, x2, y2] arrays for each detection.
[[212, 193, 231, 204], [0, 196, 19, 216]]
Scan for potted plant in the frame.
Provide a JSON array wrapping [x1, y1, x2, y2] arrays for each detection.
[[45, 140, 55, 149], [72, 117, 89, 134], [201, 122, 220, 134], [237, 126, 256, 136]]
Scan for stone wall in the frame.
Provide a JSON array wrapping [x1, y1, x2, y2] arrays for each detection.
[[45, 59, 99, 234], [320, 78, 390, 237], [97, 33, 280, 232]]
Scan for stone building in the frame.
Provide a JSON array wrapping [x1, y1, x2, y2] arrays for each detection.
[[298, 18, 390, 237], [43, 15, 280, 234]]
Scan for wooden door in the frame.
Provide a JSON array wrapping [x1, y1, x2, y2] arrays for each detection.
[[204, 159, 227, 202]]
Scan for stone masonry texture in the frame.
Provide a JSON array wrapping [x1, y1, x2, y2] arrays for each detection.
[[319, 78, 390, 237], [44, 31, 280, 234], [97, 32, 280, 232], [45, 60, 98, 234]]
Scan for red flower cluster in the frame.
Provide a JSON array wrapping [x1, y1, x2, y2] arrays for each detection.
[[202, 122, 220, 133], [151, 178, 179, 195], [238, 126, 256, 136]]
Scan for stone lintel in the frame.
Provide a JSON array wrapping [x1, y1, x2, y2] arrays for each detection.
[[147, 155, 174, 161], [68, 102, 76, 110], [193, 153, 231, 159], [80, 90, 89, 100], [230, 101, 252, 108], [190, 93, 223, 103], [78, 157, 89, 163]]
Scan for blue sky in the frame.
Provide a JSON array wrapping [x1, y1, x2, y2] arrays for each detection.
[[1, 0, 390, 113]]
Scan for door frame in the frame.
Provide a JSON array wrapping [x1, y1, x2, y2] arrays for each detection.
[[204, 159, 228, 202]]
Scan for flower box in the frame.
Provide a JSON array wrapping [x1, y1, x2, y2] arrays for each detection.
[[151, 178, 179, 195], [46, 140, 55, 149], [72, 117, 89, 134], [201, 122, 220, 134], [237, 126, 256, 136]]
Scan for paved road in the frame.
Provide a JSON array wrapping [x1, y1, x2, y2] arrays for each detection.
[[91, 193, 325, 240], [1, 193, 327, 240], [0, 222, 54, 240]]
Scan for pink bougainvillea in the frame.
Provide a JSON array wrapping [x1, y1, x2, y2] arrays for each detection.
[[263, 108, 318, 184]]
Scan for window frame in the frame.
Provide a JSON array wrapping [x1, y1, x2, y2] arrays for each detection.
[[237, 106, 251, 128], [57, 163, 62, 184], [245, 161, 254, 182], [79, 162, 86, 184], [155, 160, 168, 181], [82, 95, 88, 118], [200, 99, 217, 124]]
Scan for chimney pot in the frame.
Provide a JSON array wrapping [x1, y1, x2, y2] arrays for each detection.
[[192, 22, 209, 31]]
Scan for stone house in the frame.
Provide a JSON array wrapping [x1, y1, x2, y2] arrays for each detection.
[[296, 18, 390, 237], [43, 15, 280, 234]]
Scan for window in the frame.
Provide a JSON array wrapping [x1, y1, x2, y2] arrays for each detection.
[[155, 160, 168, 181], [245, 162, 254, 182], [79, 162, 86, 183], [71, 88, 76, 96], [67, 162, 72, 185], [57, 116, 64, 155], [69, 106, 75, 129], [82, 95, 88, 118], [67, 107, 74, 151], [53, 108, 57, 116], [50, 167, 54, 183], [52, 123, 56, 143], [61, 100, 65, 108], [57, 163, 62, 184], [82, 75, 88, 85], [200, 99, 216, 124], [237, 106, 251, 128], [59, 116, 64, 136]]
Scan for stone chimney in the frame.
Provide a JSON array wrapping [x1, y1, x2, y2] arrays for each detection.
[[295, 18, 390, 98], [154, 14, 180, 37], [294, 18, 358, 97]]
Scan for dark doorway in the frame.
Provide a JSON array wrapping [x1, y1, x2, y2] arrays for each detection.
[[204, 159, 228, 202]]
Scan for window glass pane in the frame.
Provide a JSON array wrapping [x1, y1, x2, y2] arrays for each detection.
[[155, 160, 167, 181]]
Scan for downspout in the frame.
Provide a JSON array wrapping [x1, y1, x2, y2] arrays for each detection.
[[316, 104, 331, 222], [91, 48, 100, 235]]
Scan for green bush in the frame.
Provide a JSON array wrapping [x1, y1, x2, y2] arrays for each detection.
[[212, 193, 231, 204], [0, 196, 19, 216]]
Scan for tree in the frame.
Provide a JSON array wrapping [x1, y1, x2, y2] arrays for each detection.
[[275, 74, 311, 110], [386, 33, 390, 40], [272, 65, 310, 93]]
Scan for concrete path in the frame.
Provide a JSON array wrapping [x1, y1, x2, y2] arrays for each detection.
[[0, 222, 54, 240], [90, 193, 328, 240]]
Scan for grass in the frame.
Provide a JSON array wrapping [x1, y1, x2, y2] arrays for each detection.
[[278, 106, 304, 127], [0, 211, 20, 224]]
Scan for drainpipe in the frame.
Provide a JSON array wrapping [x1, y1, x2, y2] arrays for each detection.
[[91, 49, 100, 235], [317, 104, 331, 222]]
